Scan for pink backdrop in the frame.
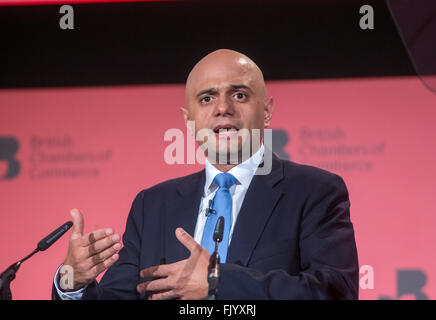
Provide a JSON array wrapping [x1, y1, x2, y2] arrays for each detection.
[[1, 76, 435, 299]]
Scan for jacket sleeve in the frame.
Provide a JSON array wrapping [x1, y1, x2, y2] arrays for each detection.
[[51, 190, 146, 300], [84, 190, 146, 299], [216, 174, 359, 300]]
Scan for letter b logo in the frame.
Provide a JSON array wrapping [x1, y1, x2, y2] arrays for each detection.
[[0, 137, 21, 180]]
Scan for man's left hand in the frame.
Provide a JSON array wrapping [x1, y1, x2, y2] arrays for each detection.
[[137, 227, 210, 300]]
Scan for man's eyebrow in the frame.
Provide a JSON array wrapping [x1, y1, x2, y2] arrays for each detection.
[[196, 87, 218, 97], [228, 84, 253, 93], [196, 84, 253, 97]]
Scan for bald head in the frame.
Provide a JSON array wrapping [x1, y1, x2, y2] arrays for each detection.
[[180, 49, 274, 168], [185, 49, 267, 105]]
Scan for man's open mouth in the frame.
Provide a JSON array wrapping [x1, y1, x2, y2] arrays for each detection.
[[213, 124, 240, 138]]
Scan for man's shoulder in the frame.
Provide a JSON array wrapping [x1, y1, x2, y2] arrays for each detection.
[[277, 156, 346, 189], [135, 169, 204, 199]]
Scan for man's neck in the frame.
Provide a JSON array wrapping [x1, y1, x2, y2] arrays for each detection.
[[209, 144, 264, 173], [213, 163, 236, 173]]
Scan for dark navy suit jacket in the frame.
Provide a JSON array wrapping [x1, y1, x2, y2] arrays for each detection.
[[53, 153, 359, 299]]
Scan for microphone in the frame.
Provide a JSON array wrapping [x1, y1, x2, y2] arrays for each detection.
[[205, 199, 215, 216], [207, 216, 224, 299], [213, 216, 225, 243], [0, 220, 73, 300], [37, 221, 73, 251]]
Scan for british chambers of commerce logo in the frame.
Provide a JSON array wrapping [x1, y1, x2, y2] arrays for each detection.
[[0, 137, 21, 180]]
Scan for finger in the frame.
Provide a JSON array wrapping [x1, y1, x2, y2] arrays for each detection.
[[140, 263, 172, 279], [136, 278, 173, 294], [175, 228, 200, 254], [148, 290, 178, 300], [87, 242, 122, 267], [85, 233, 121, 256], [90, 252, 119, 277], [80, 228, 115, 247], [69, 208, 84, 240]]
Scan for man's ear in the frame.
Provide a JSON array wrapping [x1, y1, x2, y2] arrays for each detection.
[[180, 106, 189, 125], [264, 97, 274, 127], [180, 106, 196, 137]]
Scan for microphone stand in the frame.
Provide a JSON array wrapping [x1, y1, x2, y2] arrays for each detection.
[[207, 242, 220, 300], [207, 216, 224, 300], [0, 220, 72, 300], [0, 248, 39, 300]]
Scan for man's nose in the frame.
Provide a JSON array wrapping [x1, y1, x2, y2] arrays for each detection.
[[214, 96, 234, 117]]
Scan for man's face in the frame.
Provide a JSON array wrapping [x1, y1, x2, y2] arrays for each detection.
[[182, 52, 273, 162]]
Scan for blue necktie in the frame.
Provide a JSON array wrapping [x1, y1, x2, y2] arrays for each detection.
[[201, 173, 237, 263]]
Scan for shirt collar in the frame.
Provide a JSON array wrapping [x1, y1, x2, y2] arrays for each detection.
[[204, 144, 265, 195]]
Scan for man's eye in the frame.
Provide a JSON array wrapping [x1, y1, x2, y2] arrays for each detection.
[[234, 93, 247, 100], [200, 96, 213, 103]]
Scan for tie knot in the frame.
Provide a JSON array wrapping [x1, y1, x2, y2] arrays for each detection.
[[213, 173, 237, 190]]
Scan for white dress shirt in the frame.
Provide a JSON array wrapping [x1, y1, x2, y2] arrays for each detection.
[[54, 144, 265, 300], [194, 144, 264, 245]]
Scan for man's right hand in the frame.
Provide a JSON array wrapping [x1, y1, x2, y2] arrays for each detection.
[[60, 208, 122, 292]]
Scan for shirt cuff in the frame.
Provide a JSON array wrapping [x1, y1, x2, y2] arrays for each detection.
[[53, 264, 86, 300]]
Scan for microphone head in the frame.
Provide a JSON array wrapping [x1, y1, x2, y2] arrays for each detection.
[[37, 221, 73, 251], [213, 216, 225, 243]]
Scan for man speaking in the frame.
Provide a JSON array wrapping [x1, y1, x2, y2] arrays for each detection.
[[53, 49, 359, 300]]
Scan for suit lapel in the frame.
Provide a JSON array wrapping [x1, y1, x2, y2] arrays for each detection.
[[226, 153, 284, 266], [163, 152, 284, 266], [164, 170, 205, 264]]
